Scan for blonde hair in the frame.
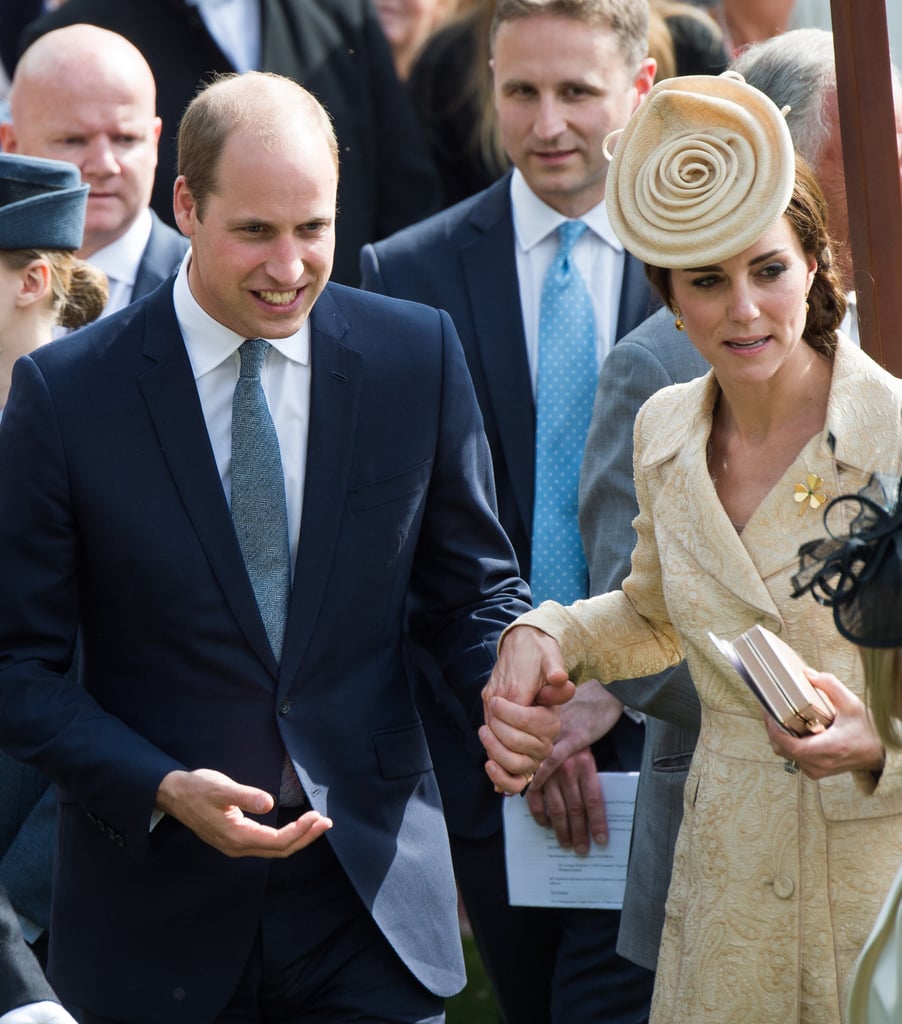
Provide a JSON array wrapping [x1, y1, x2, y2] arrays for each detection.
[[861, 646, 902, 750], [0, 249, 108, 329]]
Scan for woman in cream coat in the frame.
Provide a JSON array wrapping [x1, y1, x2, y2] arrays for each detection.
[[480, 74, 902, 1024]]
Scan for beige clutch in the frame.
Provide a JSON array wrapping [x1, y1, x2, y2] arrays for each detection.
[[709, 624, 835, 736]]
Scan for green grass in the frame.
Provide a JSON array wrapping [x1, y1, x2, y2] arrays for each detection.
[[446, 934, 501, 1024]]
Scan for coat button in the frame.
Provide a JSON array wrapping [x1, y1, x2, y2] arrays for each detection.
[[278, 700, 292, 715], [773, 876, 795, 899]]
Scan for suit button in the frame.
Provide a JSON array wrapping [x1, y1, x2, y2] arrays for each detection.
[[278, 700, 292, 715], [172, 987, 187, 1001], [773, 876, 795, 899]]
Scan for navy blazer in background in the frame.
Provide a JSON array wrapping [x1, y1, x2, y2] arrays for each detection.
[[361, 171, 658, 834], [0, 280, 529, 1021]]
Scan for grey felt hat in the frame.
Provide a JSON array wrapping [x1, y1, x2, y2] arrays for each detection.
[[0, 152, 90, 251]]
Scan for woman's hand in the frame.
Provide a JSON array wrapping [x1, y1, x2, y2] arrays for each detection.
[[765, 669, 885, 778]]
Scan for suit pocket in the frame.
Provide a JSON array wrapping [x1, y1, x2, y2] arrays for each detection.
[[652, 751, 694, 773], [348, 460, 432, 512], [372, 722, 433, 779]]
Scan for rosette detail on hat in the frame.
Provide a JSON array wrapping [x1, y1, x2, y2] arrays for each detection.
[[605, 72, 795, 268]]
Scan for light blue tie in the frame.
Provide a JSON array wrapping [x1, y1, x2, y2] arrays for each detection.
[[231, 339, 305, 805], [531, 220, 598, 606]]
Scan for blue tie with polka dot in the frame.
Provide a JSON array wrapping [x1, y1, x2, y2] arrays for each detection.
[[530, 220, 598, 606]]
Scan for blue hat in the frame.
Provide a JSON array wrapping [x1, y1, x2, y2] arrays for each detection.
[[0, 152, 90, 251]]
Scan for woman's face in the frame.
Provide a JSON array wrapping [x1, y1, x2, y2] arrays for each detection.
[[669, 216, 818, 388], [375, 0, 449, 69]]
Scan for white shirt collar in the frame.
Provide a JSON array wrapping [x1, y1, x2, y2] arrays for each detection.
[[510, 169, 623, 254], [89, 208, 153, 288], [172, 252, 310, 379]]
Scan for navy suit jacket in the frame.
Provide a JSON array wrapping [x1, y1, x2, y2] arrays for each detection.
[[360, 172, 657, 834], [0, 281, 529, 1021], [131, 211, 189, 302]]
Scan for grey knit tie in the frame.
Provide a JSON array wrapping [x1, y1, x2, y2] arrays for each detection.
[[231, 340, 303, 806], [231, 339, 291, 659]]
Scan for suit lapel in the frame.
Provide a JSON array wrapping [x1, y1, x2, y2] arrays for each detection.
[[136, 292, 279, 676], [279, 289, 362, 690], [460, 180, 536, 540]]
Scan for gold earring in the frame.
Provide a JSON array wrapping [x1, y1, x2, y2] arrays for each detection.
[[674, 307, 685, 332]]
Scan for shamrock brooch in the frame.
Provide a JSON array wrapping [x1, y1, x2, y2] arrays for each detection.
[[793, 473, 828, 514]]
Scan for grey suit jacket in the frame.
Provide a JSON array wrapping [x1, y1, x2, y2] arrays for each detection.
[[0, 883, 56, 1014], [578, 306, 708, 968]]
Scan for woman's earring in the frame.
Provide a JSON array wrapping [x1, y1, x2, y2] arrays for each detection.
[[674, 307, 685, 332]]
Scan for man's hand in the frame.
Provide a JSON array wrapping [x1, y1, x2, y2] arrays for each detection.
[[155, 768, 333, 858], [481, 625, 575, 717], [479, 625, 576, 794], [525, 680, 626, 852], [765, 669, 885, 779]]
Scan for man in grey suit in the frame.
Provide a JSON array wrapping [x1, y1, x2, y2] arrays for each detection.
[[565, 28, 879, 971], [1, 25, 187, 317]]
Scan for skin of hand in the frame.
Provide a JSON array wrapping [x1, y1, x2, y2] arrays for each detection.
[[155, 768, 333, 858], [526, 679, 625, 853], [764, 669, 886, 778], [480, 625, 577, 794]]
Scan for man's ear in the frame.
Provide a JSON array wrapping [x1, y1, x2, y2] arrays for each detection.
[[172, 175, 197, 237], [0, 122, 18, 152], [17, 260, 52, 308]]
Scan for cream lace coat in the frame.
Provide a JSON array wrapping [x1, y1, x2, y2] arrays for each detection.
[[519, 338, 902, 1023]]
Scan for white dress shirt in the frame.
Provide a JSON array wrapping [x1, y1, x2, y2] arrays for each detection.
[[89, 209, 154, 319], [172, 254, 310, 576], [510, 169, 625, 398], [186, 0, 261, 71]]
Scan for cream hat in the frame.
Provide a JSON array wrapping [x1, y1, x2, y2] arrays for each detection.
[[604, 71, 795, 268]]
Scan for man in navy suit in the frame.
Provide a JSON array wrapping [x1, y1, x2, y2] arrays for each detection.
[[361, 1, 658, 1020], [0, 71, 544, 1023], [1, 25, 187, 315]]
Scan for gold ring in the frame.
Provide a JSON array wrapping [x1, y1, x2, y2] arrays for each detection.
[[523, 772, 535, 786]]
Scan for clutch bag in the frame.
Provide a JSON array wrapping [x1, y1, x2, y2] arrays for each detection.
[[709, 624, 835, 736]]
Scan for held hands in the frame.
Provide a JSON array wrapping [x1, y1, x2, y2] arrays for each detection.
[[526, 681, 625, 853], [479, 625, 577, 795], [155, 768, 333, 858], [765, 669, 885, 779]]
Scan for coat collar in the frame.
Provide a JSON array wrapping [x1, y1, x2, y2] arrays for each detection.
[[638, 336, 902, 624]]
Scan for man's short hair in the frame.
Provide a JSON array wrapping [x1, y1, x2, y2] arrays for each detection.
[[177, 71, 339, 220], [490, 0, 650, 74]]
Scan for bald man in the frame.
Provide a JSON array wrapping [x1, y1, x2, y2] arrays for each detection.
[[1, 25, 187, 316]]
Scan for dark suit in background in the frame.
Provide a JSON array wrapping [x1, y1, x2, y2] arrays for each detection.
[[361, 171, 656, 1023], [131, 211, 189, 303], [19, 0, 442, 286]]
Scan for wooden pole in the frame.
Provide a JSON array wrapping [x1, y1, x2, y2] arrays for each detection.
[[830, 0, 902, 374]]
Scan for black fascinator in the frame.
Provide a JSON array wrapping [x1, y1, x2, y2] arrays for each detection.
[[791, 474, 902, 648]]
